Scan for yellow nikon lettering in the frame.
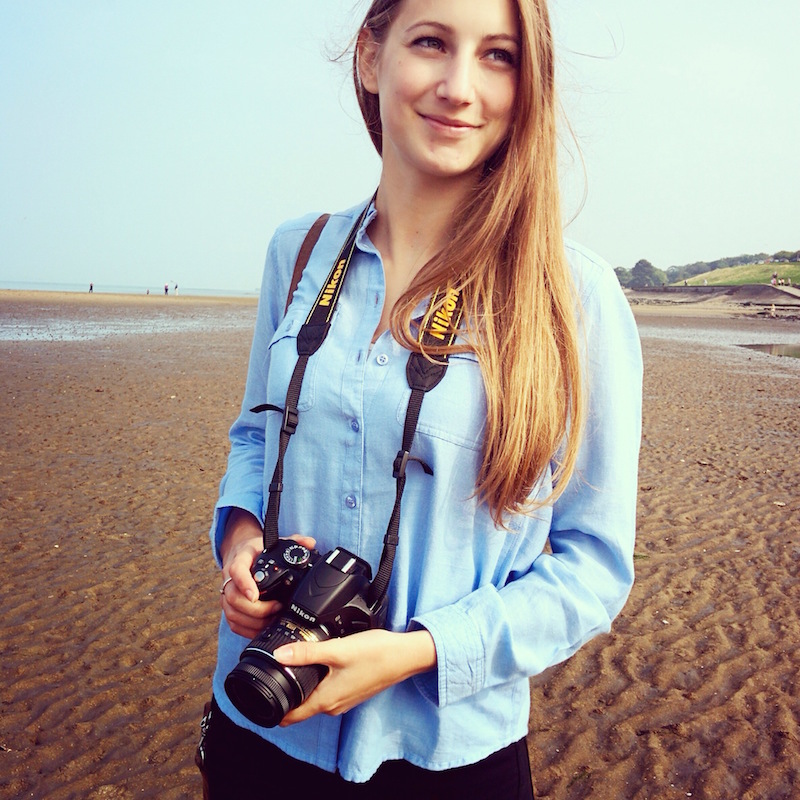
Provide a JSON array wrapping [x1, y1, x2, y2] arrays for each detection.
[[319, 260, 346, 306], [429, 322, 446, 340], [428, 288, 459, 340]]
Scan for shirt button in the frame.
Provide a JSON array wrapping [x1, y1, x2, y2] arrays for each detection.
[[350, 419, 360, 433], [345, 495, 357, 509], [376, 353, 389, 366]]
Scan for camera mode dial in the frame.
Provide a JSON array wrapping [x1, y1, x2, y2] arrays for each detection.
[[282, 543, 311, 567]]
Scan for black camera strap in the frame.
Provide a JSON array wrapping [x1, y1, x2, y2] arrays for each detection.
[[254, 198, 463, 612], [368, 284, 463, 608]]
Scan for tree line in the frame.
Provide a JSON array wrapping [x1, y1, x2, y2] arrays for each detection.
[[615, 250, 800, 288]]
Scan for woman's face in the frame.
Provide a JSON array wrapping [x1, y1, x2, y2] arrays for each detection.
[[360, 0, 520, 185]]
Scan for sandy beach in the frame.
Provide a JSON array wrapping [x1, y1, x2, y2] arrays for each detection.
[[1, 289, 798, 799]]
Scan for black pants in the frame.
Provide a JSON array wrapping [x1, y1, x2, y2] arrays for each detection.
[[197, 697, 534, 799]]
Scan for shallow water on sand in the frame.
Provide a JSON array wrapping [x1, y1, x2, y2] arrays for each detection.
[[0, 302, 255, 341], [636, 317, 800, 351], [739, 342, 800, 358]]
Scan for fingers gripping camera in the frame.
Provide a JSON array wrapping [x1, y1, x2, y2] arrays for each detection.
[[225, 544, 388, 728]]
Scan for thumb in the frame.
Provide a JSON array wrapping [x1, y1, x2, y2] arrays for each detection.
[[228, 557, 259, 603], [274, 640, 330, 667]]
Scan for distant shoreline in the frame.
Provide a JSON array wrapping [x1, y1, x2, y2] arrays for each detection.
[[0, 281, 258, 298], [626, 283, 800, 323], [0, 288, 258, 306]]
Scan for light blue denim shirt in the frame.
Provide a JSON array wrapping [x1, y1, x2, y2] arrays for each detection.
[[209, 199, 642, 783]]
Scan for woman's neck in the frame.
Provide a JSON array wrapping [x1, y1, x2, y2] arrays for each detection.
[[369, 169, 474, 283], [367, 165, 477, 342]]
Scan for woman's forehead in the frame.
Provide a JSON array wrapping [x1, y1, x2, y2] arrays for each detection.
[[387, 0, 520, 38]]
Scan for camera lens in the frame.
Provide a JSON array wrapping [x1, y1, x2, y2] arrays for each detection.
[[224, 620, 329, 728], [224, 655, 298, 728]]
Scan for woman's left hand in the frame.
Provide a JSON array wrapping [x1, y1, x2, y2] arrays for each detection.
[[274, 628, 436, 726]]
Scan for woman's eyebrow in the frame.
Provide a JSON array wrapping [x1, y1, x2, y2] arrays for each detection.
[[485, 33, 520, 45], [404, 20, 451, 35]]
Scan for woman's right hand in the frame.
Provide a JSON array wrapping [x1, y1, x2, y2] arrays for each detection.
[[219, 508, 315, 639]]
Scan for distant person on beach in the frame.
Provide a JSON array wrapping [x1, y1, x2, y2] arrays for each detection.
[[200, 1, 642, 797], [89, 282, 93, 292], [164, 283, 169, 296]]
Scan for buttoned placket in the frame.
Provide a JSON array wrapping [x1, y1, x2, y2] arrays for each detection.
[[331, 229, 393, 560]]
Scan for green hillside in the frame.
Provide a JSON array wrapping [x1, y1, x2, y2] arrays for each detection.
[[678, 263, 800, 287]]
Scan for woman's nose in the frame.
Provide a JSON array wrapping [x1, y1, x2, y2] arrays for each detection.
[[436, 54, 476, 105]]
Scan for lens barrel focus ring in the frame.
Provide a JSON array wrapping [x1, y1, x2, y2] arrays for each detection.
[[225, 657, 298, 727], [224, 620, 329, 728]]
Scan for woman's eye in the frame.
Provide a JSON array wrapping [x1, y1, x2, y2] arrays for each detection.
[[412, 36, 444, 51], [487, 48, 517, 67]]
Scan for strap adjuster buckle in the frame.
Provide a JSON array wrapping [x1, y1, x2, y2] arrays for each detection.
[[282, 405, 299, 435], [393, 449, 410, 479], [393, 449, 433, 479]]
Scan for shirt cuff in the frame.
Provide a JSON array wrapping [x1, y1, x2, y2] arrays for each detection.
[[410, 590, 491, 708], [209, 493, 264, 566]]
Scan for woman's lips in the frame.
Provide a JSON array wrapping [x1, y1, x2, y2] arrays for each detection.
[[421, 114, 478, 134]]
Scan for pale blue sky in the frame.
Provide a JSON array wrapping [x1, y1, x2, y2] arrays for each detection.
[[1, 1, 798, 292]]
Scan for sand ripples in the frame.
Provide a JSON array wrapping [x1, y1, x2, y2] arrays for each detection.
[[529, 326, 800, 799], [1, 297, 798, 798]]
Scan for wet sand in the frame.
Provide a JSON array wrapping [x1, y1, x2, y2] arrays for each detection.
[[1, 291, 798, 799]]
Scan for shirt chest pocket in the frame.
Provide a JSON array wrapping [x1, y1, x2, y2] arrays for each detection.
[[263, 315, 319, 412], [397, 352, 487, 451]]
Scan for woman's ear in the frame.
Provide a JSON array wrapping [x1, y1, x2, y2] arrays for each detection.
[[357, 28, 380, 95]]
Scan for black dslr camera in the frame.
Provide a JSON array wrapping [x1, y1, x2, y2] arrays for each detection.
[[224, 541, 387, 728]]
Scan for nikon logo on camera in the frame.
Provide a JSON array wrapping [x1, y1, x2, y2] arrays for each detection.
[[319, 259, 347, 306], [290, 603, 318, 623]]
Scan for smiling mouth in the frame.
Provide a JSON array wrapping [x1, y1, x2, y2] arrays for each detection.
[[421, 114, 479, 133]]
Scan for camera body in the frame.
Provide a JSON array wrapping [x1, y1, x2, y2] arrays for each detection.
[[250, 540, 321, 604], [225, 543, 387, 728]]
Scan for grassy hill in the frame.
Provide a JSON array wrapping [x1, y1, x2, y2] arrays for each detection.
[[678, 262, 800, 287]]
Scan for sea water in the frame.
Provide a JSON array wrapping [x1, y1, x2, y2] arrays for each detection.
[[739, 343, 800, 359]]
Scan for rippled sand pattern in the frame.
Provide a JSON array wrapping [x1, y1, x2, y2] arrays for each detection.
[[1, 295, 254, 799], [529, 313, 800, 799], [1, 294, 798, 799]]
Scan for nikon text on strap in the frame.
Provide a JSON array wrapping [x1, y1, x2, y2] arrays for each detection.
[[254, 198, 463, 614]]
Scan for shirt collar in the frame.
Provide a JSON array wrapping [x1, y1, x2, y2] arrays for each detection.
[[355, 196, 379, 255]]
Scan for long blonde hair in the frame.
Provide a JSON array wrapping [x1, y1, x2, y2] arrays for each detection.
[[354, 0, 585, 526]]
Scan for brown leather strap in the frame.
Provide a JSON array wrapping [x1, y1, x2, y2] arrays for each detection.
[[284, 213, 330, 314]]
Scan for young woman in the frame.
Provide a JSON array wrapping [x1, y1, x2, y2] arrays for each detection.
[[199, 0, 642, 796]]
